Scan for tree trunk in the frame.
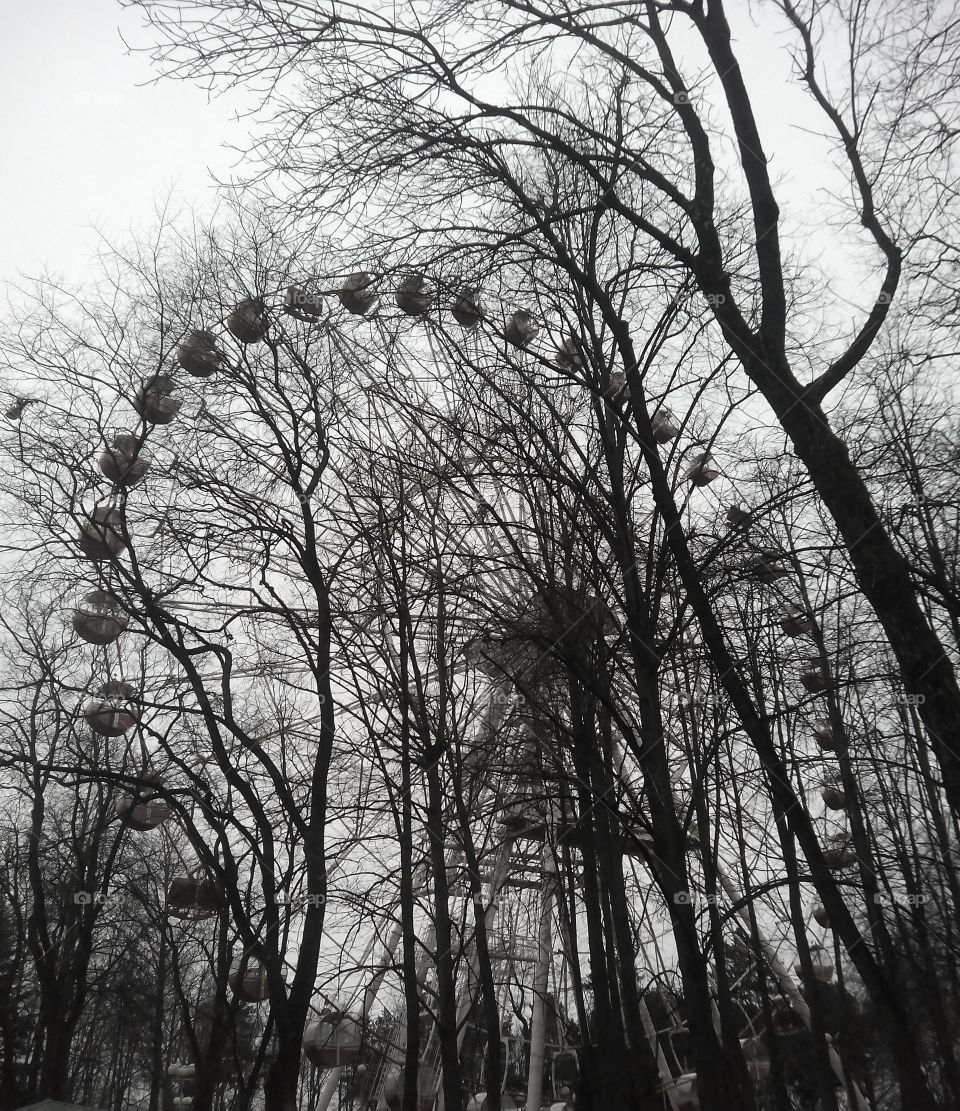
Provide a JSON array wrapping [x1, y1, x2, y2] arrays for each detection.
[[585, 694, 663, 1109], [687, 0, 960, 820], [263, 1033, 302, 1111], [634, 425, 940, 1107], [600, 423, 751, 1111], [768, 384, 960, 816]]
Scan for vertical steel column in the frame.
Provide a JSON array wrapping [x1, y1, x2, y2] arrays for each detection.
[[524, 845, 556, 1111]]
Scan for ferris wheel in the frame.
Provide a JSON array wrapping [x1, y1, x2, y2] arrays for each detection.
[[56, 269, 875, 1111]]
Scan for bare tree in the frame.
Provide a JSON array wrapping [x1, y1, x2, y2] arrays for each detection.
[[118, 0, 960, 826], [4, 45, 960, 1101]]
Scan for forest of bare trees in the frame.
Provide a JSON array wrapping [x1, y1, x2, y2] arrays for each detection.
[[1, 2, 959, 1110]]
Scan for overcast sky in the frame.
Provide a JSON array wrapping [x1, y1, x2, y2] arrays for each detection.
[[0, 0, 865, 321], [0, 0, 247, 287]]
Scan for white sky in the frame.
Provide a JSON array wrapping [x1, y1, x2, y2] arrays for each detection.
[[0, 2, 866, 316], [0, 0, 247, 287]]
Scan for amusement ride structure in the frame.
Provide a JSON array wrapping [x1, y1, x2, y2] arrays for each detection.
[[57, 270, 866, 1111]]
